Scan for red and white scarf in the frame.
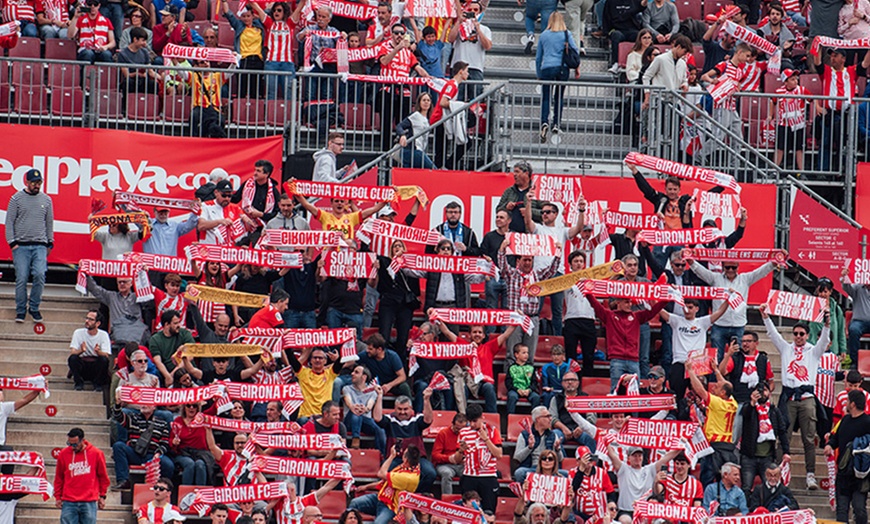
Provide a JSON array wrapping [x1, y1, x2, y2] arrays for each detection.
[[184, 244, 302, 269], [711, 510, 815, 524], [827, 454, 837, 510], [506, 233, 558, 257], [118, 385, 225, 405], [399, 493, 479, 524], [249, 456, 353, 479], [636, 228, 724, 246], [303, 0, 378, 20], [258, 229, 345, 249], [602, 210, 662, 230], [241, 177, 276, 216], [145, 454, 161, 486], [0, 476, 54, 501], [113, 190, 201, 213], [428, 371, 452, 391], [192, 483, 288, 515], [357, 219, 442, 246], [230, 326, 358, 363], [190, 413, 301, 434], [681, 247, 787, 266], [428, 308, 533, 334], [0, 21, 20, 37], [320, 43, 385, 63], [163, 43, 238, 64], [284, 180, 396, 203], [302, 28, 341, 69], [756, 402, 776, 443], [320, 251, 377, 280], [76, 259, 153, 303], [0, 451, 45, 476], [0, 375, 49, 398], [617, 419, 697, 450], [409, 342, 480, 380], [634, 501, 709, 524], [811, 35, 870, 56], [250, 433, 345, 451], [578, 279, 681, 303], [722, 20, 781, 75], [691, 189, 742, 218], [566, 394, 676, 413], [121, 252, 193, 275], [388, 254, 496, 278], [625, 152, 742, 194]]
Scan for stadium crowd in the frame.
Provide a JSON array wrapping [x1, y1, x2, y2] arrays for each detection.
[[3, 150, 870, 524]]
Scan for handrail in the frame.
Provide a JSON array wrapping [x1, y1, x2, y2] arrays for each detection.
[[665, 89, 784, 177], [345, 80, 507, 182]]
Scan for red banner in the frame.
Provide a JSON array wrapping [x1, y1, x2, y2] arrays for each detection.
[[789, 188, 861, 293], [506, 232, 558, 256], [391, 169, 777, 304], [524, 473, 572, 506], [765, 290, 827, 322], [530, 174, 584, 226], [0, 125, 282, 264], [691, 188, 741, 218]]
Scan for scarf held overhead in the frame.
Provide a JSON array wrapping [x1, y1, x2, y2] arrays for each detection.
[[184, 243, 303, 269], [428, 308, 534, 334], [121, 252, 193, 274], [566, 394, 677, 413], [88, 212, 151, 241], [681, 248, 787, 265], [284, 180, 396, 202], [113, 190, 202, 213], [624, 152, 742, 194], [358, 219, 442, 246], [526, 260, 624, 297], [388, 254, 496, 278]]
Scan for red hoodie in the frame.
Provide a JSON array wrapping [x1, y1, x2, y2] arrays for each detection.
[[54, 440, 110, 502]]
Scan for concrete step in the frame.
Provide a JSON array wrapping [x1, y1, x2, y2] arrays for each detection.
[[0, 305, 94, 325], [16, 503, 132, 524], [485, 52, 608, 74], [0, 318, 82, 338]]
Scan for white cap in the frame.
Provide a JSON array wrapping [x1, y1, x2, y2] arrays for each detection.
[[377, 205, 398, 217]]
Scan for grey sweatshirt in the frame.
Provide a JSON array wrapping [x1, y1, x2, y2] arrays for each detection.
[[5, 190, 53, 247], [643, 0, 680, 38], [844, 282, 870, 322]]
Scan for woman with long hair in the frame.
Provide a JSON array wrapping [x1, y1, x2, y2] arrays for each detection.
[[170, 402, 215, 486], [396, 92, 437, 169], [626, 29, 653, 83], [263, 1, 305, 100], [192, 260, 239, 326], [535, 12, 578, 142]]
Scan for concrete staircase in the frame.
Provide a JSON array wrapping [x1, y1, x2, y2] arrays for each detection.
[[0, 283, 131, 524]]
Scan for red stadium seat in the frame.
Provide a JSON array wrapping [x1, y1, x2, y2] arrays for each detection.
[[581, 376, 610, 396], [232, 98, 266, 126], [217, 21, 234, 49], [96, 92, 123, 119], [44, 38, 77, 60], [496, 455, 512, 482], [562, 457, 578, 470], [494, 498, 518, 524], [163, 94, 191, 123], [0, 61, 8, 85], [8, 37, 40, 58], [132, 483, 155, 509], [189, 0, 208, 20], [15, 86, 48, 115], [341, 102, 376, 131], [704, 0, 728, 16], [84, 65, 120, 92], [191, 21, 211, 35], [47, 63, 80, 89], [11, 62, 42, 88], [859, 350, 870, 377], [0, 85, 10, 112], [763, 72, 784, 93], [265, 99, 290, 127], [50, 87, 84, 117], [423, 410, 456, 438], [675, 0, 702, 20], [497, 374, 508, 400], [321, 489, 348, 519], [507, 414, 530, 442], [483, 412, 501, 433], [442, 494, 462, 503], [596, 337, 606, 351], [349, 449, 382, 479], [126, 93, 161, 120], [617, 41, 634, 68], [535, 335, 564, 363], [802, 75, 823, 96], [691, 47, 705, 70]]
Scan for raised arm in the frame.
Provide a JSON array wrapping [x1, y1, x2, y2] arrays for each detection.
[[686, 364, 709, 404], [709, 298, 730, 324], [205, 428, 224, 462]]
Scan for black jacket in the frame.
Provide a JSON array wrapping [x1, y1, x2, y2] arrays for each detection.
[[639, 243, 707, 314], [609, 233, 647, 277], [424, 272, 468, 311], [632, 171, 724, 228], [426, 223, 481, 256], [726, 351, 770, 405], [739, 401, 790, 458], [603, 0, 644, 33], [748, 482, 799, 512], [376, 255, 421, 306]]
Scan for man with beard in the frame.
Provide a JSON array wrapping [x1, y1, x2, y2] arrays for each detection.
[[548, 372, 597, 449], [148, 310, 195, 387]]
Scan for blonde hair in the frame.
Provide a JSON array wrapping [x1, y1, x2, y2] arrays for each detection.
[[547, 12, 567, 32]]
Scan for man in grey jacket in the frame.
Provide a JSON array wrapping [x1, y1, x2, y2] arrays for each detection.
[[86, 276, 149, 348], [313, 132, 349, 183], [842, 265, 870, 370], [5, 169, 53, 323]]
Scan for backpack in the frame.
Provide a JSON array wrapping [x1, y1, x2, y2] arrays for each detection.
[[679, 19, 706, 43], [562, 31, 581, 69]]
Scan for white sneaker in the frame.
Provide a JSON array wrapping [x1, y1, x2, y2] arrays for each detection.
[[806, 472, 818, 490], [608, 62, 620, 74]]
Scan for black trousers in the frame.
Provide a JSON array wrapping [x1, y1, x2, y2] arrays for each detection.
[[837, 488, 868, 524], [378, 300, 415, 360], [190, 107, 227, 138], [68, 354, 109, 387], [563, 317, 597, 376], [460, 475, 498, 512]]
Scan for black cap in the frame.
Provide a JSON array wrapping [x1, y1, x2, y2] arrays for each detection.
[[702, 219, 717, 228], [25, 169, 42, 182], [215, 180, 233, 193], [828, 47, 846, 56], [160, 5, 179, 16]]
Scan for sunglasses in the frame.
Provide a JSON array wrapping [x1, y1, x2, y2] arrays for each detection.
[[793, 331, 807, 336], [540, 456, 556, 462], [542, 210, 557, 214], [393, 30, 405, 35], [152, 486, 170, 492], [723, 265, 739, 270], [133, 359, 148, 363]]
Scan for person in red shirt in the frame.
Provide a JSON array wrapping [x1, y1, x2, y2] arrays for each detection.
[[434, 320, 515, 413], [431, 61, 470, 169], [170, 402, 211, 486], [248, 288, 290, 329], [54, 427, 111, 520], [206, 428, 267, 486], [431, 412, 468, 495], [376, 22, 430, 150], [572, 445, 614, 521], [652, 452, 704, 507], [137, 477, 185, 524]]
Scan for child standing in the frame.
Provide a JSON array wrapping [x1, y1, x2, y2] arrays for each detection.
[[769, 68, 808, 173], [416, 26, 446, 78], [506, 344, 540, 413]]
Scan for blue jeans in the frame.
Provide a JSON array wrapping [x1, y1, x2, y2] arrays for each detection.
[[61, 500, 97, 524], [349, 493, 397, 524], [99, 3, 124, 43], [77, 48, 113, 63], [284, 309, 316, 329], [12, 245, 47, 317], [524, 0, 558, 35], [40, 25, 68, 39], [639, 322, 651, 378], [326, 308, 363, 339], [112, 442, 174, 482], [538, 272, 564, 336], [485, 279, 507, 335], [470, 383, 498, 412], [660, 321, 673, 377], [19, 20, 38, 37], [401, 148, 437, 169], [174, 454, 207, 485], [265, 60, 296, 100], [345, 413, 387, 455], [849, 319, 870, 367], [711, 325, 745, 362], [818, 110, 843, 172], [539, 67, 568, 128], [507, 390, 540, 413], [609, 358, 639, 392]]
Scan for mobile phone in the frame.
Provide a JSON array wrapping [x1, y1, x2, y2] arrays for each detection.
[[463, 11, 474, 18], [660, 465, 668, 472]]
